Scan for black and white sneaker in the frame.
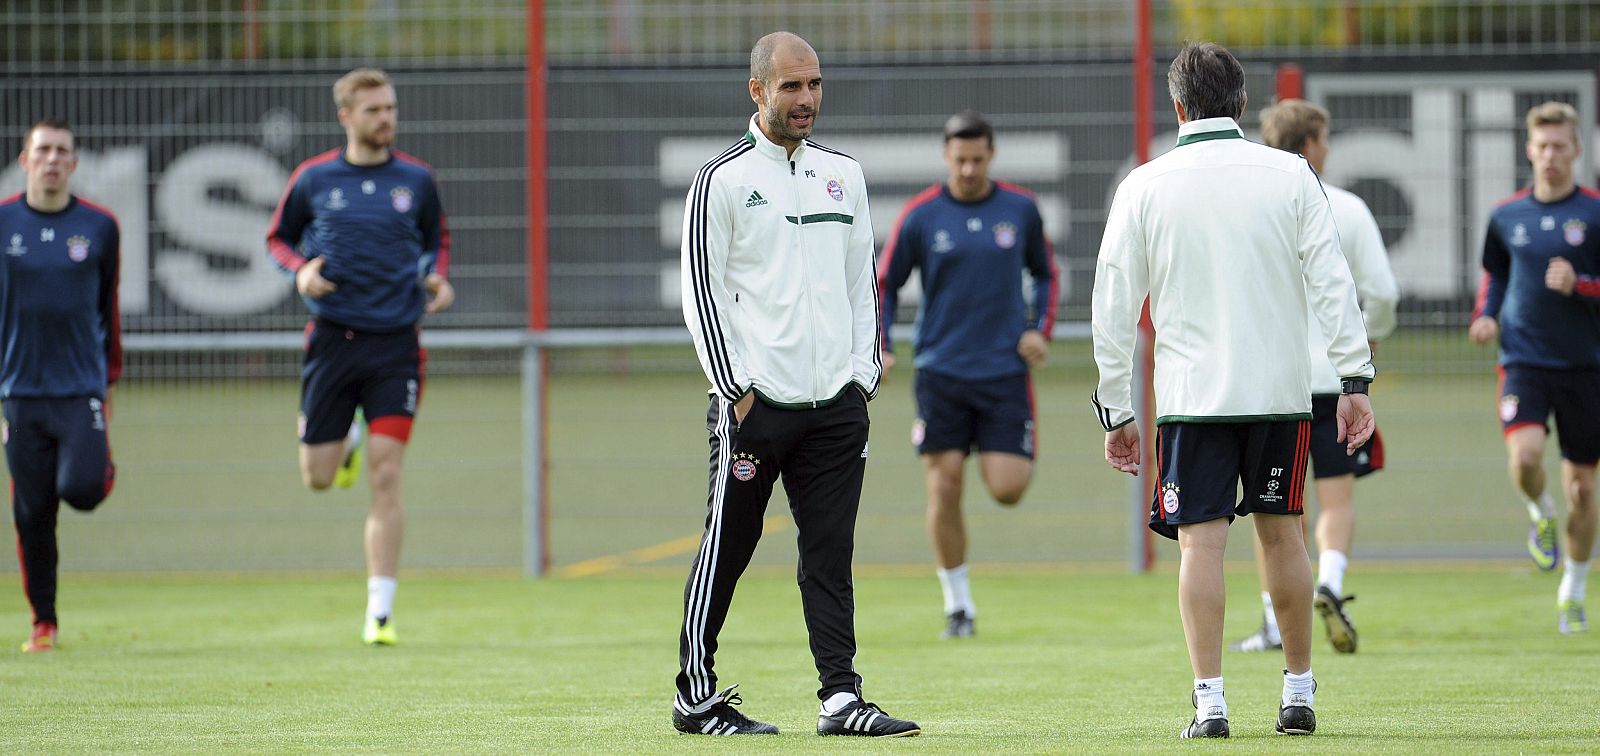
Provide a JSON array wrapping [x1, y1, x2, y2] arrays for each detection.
[[1180, 715, 1229, 739], [1276, 698, 1316, 735], [1313, 585, 1358, 654], [1180, 697, 1229, 739], [817, 699, 921, 737], [1276, 675, 1317, 736], [672, 685, 779, 736], [942, 610, 975, 639]]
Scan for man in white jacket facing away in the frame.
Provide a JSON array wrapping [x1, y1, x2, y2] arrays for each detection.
[[1091, 42, 1376, 740]]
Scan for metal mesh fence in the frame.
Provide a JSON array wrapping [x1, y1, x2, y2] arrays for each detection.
[[6, 2, 1597, 70], [0, 70, 527, 338]]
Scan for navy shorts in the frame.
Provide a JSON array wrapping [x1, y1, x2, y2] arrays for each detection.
[[1308, 394, 1384, 479], [911, 368, 1035, 458], [299, 318, 425, 445], [1498, 365, 1600, 465], [1149, 419, 1311, 540]]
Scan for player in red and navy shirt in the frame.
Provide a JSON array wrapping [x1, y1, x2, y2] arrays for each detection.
[[1469, 101, 1599, 633], [876, 110, 1059, 639], [0, 119, 121, 652], [266, 68, 454, 646]]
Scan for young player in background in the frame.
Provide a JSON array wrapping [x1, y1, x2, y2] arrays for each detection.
[[1469, 101, 1599, 634]]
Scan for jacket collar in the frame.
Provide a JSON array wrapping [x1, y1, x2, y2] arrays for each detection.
[[1175, 117, 1245, 146], [744, 114, 807, 161]]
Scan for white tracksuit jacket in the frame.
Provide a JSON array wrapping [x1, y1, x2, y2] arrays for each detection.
[[681, 115, 881, 407], [1308, 184, 1398, 395], [1091, 117, 1376, 429]]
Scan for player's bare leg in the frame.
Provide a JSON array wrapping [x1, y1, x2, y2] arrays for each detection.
[[925, 450, 976, 637], [362, 434, 406, 644], [299, 440, 346, 490], [1562, 462, 1596, 562], [1507, 426, 1549, 501], [1262, 512, 1321, 735], [1557, 462, 1595, 633], [1310, 474, 1360, 651], [1507, 426, 1559, 570], [924, 451, 967, 569], [1176, 518, 1229, 679], [1177, 517, 1233, 738], [1256, 513, 1314, 674], [976, 451, 1032, 506], [365, 434, 406, 578], [1232, 530, 1283, 651], [1314, 475, 1355, 558]]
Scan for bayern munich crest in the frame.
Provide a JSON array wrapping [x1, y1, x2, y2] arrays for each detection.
[[391, 186, 414, 212], [730, 452, 760, 482], [1499, 394, 1519, 423], [1564, 219, 1586, 247], [1161, 482, 1181, 515], [993, 222, 1018, 249], [66, 235, 91, 262], [826, 179, 844, 202]]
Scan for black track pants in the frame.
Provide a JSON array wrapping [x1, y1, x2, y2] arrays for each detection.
[[676, 389, 869, 705]]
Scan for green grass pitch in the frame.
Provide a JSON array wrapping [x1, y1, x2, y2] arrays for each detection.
[[0, 567, 1594, 751], [1, 334, 1594, 749]]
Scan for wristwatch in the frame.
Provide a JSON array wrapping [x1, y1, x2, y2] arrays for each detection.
[[1340, 378, 1371, 395]]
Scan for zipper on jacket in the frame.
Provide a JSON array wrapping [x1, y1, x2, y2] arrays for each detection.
[[792, 156, 820, 407]]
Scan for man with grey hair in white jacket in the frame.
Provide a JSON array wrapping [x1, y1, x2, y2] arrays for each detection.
[[1091, 42, 1376, 740], [671, 31, 919, 739]]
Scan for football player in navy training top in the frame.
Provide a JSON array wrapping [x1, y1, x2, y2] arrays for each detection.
[[0, 119, 122, 653], [877, 110, 1058, 639], [1470, 101, 1600, 634], [267, 68, 454, 646]]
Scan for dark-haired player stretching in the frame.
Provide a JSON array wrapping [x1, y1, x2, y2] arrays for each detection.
[[0, 119, 121, 653]]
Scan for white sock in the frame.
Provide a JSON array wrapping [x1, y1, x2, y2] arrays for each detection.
[[1283, 668, 1315, 708], [821, 691, 857, 715], [1193, 677, 1226, 720], [1260, 591, 1282, 643], [1526, 492, 1556, 520], [937, 564, 974, 617], [366, 576, 397, 620], [1318, 550, 1349, 596], [1559, 559, 1590, 603]]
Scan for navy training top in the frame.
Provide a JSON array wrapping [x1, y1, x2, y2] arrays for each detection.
[[266, 148, 451, 332], [1476, 186, 1600, 370], [0, 194, 122, 398], [878, 181, 1059, 382]]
